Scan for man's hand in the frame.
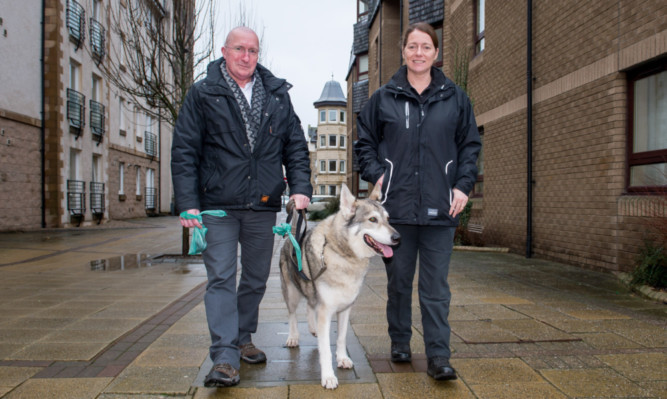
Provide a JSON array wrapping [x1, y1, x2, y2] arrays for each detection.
[[449, 188, 469, 218], [180, 209, 202, 229], [290, 194, 310, 210]]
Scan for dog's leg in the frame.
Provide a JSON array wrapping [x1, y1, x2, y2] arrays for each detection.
[[317, 304, 338, 389], [335, 308, 353, 369], [284, 281, 301, 347], [307, 304, 317, 337]]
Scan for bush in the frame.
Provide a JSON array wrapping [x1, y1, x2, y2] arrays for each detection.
[[308, 196, 340, 221], [454, 202, 473, 245], [631, 241, 667, 289]]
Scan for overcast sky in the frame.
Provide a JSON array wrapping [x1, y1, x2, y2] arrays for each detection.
[[211, 0, 357, 131]]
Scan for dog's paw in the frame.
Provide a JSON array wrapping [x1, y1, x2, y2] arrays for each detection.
[[308, 326, 317, 337], [337, 356, 354, 369], [285, 337, 299, 348], [321, 374, 338, 390]]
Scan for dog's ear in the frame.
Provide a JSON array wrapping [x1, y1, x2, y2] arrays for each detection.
[[339, 183, 356, 216], [368, 181, 383, 201]]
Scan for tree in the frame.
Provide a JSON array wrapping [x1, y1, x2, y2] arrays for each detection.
[[98, 0, 216, 127]]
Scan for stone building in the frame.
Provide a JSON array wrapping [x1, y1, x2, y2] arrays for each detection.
[[346, 0, 666, 272], [0, 0, 182, 230], [312, 79, 348, 197]]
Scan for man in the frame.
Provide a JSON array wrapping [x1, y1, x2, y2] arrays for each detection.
[[171, 26, 311, 387]]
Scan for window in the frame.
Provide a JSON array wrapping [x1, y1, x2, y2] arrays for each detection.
[[320, 160, 326, 173], [70, 61, 81, 90], [627, 61, 667, 192], [358, 54, 369, 79], [119, 97, 126, 134], [136, 167, 141, 196], [473, 128, 484, 197], [434, 23, 443, 67], [119, 162, 125, 195], [329, 110, 337, 122], [357, 0, 370, 18], [475, 0, 485, 54], [340, 135, 346, 148], [319, 185, 326, 195], [66, 0, 85, 50], [340, 110, 346, 123], [320, 110, 326, 123], [67, 61, 84, 133], [340, 160, 346, 174], [329, 160, 337, 173], [319, 135, 326, 148], [329, 135, 337, 147], [329, 185, 337, 196]]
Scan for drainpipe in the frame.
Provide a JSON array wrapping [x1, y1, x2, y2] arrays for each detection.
[[40, 0, 46, 228], [399, 0, 403, 65], [526, 0, 533, 258]]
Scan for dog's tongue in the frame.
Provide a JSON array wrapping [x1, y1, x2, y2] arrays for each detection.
[[378, 243, 394, 258]]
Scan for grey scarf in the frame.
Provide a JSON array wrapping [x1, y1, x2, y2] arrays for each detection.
[[220, 58, 266, 151]]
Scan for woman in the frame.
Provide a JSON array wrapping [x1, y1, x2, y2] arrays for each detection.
[[354, 22, 481, 381]]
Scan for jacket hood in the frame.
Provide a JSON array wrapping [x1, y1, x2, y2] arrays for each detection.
[[203, 57, 290, 94]]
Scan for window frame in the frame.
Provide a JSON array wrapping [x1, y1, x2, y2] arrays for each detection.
[[329, 135, 337, 147], [626, 59, 667, 194], [328, 109, 337, 123], [319, 135, 326, 148], [340, 160, 346, 174], [339, 135, 346, 149], [320, 110, 326, 123], [328, 160, 337, 173], [358, 53, 369, 80], [319, 160, 326, 173]]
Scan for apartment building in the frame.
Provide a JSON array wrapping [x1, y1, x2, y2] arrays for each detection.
[[0, 0, 181, 230], [347, 0, 666, 272], [312, 79, 348, 197]]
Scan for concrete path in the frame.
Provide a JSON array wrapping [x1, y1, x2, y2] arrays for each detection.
[[0, 214, 664, 398]]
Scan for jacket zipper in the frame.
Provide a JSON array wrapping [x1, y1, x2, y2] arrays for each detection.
[[445, 160, 453, 205], [382, 159, 394, 205], [405, 101, 409, 129]]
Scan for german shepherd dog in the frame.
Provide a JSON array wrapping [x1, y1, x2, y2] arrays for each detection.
[[279, 183, 400, 389]]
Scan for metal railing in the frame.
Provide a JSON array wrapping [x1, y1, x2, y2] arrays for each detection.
[[67, 88, 85, 138], [90, 181, 105, 215], [67, 180, 86, 216], [90, 100, 105, 142], [145, 187, 157, 211], [66, 0, 85, 50], [144, 131, 157, 157], [89, 18, 106, 63]]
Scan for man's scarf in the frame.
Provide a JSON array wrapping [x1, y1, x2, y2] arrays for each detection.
[[221, 58, 266, 151]]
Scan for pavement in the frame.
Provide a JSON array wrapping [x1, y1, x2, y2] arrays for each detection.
[[0, 212, 665, 398]]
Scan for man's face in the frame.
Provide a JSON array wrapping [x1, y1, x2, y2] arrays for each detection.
[[221, 29, 259, 87]]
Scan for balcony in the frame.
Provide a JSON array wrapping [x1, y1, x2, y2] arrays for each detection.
[[67, 88, 85, 138], [66, 0, 86, 50], [67, 180, 86, 216], [89, 18, 106, 64], [90, 100, 105, 143], [145, 187, 157, 211], [144, 131, 157, 157], [90, 182, 105, 217]]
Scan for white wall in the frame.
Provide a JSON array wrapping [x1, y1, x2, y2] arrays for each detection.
[[0, 0, 42, 119]]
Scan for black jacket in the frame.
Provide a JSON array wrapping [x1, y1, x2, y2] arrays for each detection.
[[355, 66, 481, 226], [171, 58, 312, 212]]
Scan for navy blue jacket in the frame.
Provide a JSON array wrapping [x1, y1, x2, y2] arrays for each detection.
[[355, 66, 481, 226], [171, 58, 312, 212]]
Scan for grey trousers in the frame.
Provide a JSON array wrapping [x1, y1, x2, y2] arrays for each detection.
[[385, 224, 456, 359], [201, 210, 276, 368]]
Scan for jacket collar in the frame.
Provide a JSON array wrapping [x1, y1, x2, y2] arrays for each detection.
[[201, 57, 290, 95], [386, 65, 454, 101]]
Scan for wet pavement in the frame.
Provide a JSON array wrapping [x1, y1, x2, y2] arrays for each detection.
[[0, 213, 665, 398]]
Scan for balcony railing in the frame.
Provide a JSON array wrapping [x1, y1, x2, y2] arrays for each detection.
[[89, 18, 106, 63], [90, 181, 105, 215], [90, 100, 105, 143], [67, 88, 85, 138], [144, 131, 157, 157], [145, 187, 157, 211], [66, 0, 86, 50], [67, 180, 86, 216]]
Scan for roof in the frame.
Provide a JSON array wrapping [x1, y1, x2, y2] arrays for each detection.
[[313, 79, 346, 108]]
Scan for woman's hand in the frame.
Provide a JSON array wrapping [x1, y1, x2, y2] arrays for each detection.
[[449, 188, 469, 217]]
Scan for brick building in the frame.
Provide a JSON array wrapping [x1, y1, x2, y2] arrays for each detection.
[[312, 79, 349, 196], [346, 0, 666, 272], [0, 0, 181, 230]]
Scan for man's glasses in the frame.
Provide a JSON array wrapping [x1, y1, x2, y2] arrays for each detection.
[[230, 46, 259, 57]]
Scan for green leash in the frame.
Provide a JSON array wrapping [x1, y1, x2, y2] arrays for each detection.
[[273, 223, 302, 272], [180, 210, 227, 255]]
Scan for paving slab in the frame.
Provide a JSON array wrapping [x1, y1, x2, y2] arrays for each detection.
[[2, 377, 112, 399], [375, 373, 474, 398], [596, 352, 667, 382], [540, 368, 650, 397]]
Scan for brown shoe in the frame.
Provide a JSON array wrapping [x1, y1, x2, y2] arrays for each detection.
[[239, 342, 267, 364], [204, 363, 240, 387]]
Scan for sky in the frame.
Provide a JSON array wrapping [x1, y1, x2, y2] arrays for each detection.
[[210, 0, 357, 132]]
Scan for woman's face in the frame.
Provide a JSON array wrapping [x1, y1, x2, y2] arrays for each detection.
[[402, 30, 439, 75]]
